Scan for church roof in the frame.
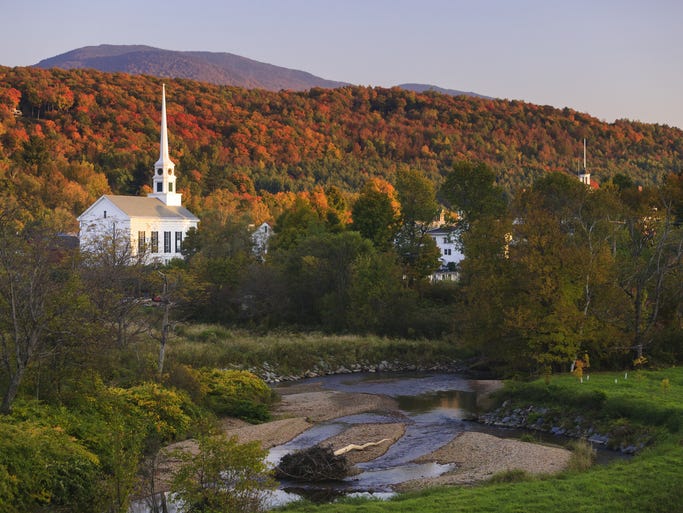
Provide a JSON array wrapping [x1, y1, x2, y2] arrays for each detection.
[[94, 195, 198, 221]]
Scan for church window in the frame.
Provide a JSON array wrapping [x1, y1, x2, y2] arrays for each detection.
[[444, 248, 452, 256], [168, 169, 173, 175], [164, 231, 171, 253], [151, 232, 159, 253], [138, 231, 146, 253], [157, 169, 163, 175], [103, 210, 107, 218], [156, 182, 163, 192], [175, 231, 182, 252], [168, 182, 174, 192]]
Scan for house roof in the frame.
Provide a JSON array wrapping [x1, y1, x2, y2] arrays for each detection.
[[79, 195, 199, 221], [426, 226, 457, 236]]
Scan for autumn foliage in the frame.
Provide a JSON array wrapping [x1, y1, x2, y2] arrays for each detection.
[[1, 66, 682, 232]]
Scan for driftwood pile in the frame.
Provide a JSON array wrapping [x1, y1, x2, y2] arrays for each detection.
[[275, 446, 352, 481]]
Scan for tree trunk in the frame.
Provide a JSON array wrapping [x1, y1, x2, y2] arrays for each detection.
[[157, 273, 170, 377], [1, 366, 24, 414]]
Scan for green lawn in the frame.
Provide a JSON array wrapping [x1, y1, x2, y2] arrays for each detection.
[[277, 368, 683, 513]]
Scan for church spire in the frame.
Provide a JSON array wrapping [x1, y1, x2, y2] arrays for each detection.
[[579, 138, 591, 186], [156, 83, 174, 170], [149, 84, 182, 206]]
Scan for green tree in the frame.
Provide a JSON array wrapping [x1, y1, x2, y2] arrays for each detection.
[[79, 225, 151, 349], [505, 174, 591, 372], [454, 214, 517, 368], [183, 217, 257, 324], [272, 230, 372, 329], [347, 250, 412, 334], [441, 160, 507, 229], [616, 177, 683, 360], [0, 206, 86, 414], [351, 184, 398, 250], [268, 198, 327, 253], [171, 432, 276, 513], [394, 167, 441, 286]]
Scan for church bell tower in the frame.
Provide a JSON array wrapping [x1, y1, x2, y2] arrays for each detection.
[[148, 84, 182, 206]]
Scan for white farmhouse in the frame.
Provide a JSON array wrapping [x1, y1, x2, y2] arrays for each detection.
[[426, 226, 464, 281], [78, 85, 199, 264]]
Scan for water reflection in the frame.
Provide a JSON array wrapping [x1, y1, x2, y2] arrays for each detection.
[[131, 372, 627, 512], [265, 372, 478, 506], [396, 389, 478, 414]]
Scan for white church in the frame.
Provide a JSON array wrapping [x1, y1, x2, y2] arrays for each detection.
[[78, 85, 199, 264]]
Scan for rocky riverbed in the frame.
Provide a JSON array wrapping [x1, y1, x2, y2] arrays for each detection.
[[155, 374, 574, 497]]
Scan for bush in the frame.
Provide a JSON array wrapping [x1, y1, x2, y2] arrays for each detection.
[[196, 369, 275, 423], [112, 382, 197, 442], [171, 433, 276, 513], [0, 420, 101, 513]]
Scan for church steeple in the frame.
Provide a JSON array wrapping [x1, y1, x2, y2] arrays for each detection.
[[579, 138, 591, 186], [148, 84, 182, 206]]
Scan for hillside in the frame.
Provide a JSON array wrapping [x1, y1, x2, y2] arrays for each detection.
[[35, 44, 348, 91], [0, 66, 682, 230]]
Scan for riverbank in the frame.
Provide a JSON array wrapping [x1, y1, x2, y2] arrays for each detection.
[[156, 374, 572, 497]]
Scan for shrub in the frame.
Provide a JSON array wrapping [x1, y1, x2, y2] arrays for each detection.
[[112, 382, 197, 442], [171, 433, 276, 513], [0, 420, 101, 513], [165, 363, 206, 403], [196, 369, 275, 423]]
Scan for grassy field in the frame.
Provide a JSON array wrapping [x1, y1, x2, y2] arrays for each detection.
[[277, 367, 683, 513]]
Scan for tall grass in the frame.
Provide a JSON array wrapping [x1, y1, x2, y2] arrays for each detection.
[[566, 439, 597, 472], [168, 325, 462, 376]]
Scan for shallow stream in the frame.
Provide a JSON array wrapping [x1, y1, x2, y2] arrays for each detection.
[[267, 372, 491, 505], [131, 371, 624, 511]]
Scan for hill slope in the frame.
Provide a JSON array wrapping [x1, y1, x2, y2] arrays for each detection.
[[0, 66, 681, 228], [35, 44, 349, 91]]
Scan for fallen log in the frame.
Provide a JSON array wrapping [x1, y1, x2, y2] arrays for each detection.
[[333, 438, 391, 456]]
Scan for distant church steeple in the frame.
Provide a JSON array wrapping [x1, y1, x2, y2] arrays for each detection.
[[579, 138, 591, 186], [148, 84, 182, 206]]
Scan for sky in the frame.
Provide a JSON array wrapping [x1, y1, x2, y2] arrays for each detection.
[[1, 0, 682, 129]]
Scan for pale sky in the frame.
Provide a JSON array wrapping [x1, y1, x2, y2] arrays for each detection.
[[1, 0, 682, 129]]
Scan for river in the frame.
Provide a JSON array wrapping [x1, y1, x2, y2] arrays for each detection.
[[131, 371, 623, 511]]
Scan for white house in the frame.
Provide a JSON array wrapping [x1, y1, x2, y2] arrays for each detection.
[[78, 85, 199, 264], [250, 222, 272, 261], [426, 226, 463, 281]]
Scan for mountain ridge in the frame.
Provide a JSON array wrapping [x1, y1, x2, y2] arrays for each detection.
[[35, 44, 350, 91], [34, 44, 488, 98]]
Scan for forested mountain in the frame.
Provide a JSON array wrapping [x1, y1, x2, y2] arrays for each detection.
[[397, 83, 491, 99], [35, 44, 349, 91], [0, 65, 682, 231]]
